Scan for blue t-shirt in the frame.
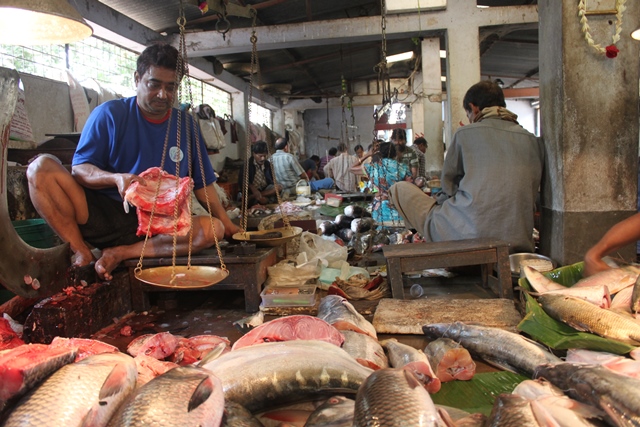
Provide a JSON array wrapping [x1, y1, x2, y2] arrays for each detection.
[[73, 96, 216, 201]]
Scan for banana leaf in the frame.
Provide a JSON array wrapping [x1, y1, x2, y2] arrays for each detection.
[[517, 262, 636, 354], [431, 371, 528, 416]]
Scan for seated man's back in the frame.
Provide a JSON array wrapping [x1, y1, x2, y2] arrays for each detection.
[[428, 119, 543, 253]]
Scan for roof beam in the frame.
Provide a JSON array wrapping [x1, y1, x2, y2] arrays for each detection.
[[176, 5, 537, 56]]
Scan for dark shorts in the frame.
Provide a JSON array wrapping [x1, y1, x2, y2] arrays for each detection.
[[78, 188, 145, 249]]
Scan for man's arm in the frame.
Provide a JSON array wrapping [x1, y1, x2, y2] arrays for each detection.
[[584, 212, 640, 276], [72, 163, 143, 199], [195, 184, 241, 237]]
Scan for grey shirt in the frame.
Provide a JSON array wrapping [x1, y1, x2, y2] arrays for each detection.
[[425, 118, 544, 253]]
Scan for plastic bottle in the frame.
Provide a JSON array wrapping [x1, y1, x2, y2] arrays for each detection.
[[409, 283, 424, 298]]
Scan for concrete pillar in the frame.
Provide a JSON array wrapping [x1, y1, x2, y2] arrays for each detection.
[[420, 37, 444, 176], [231, 90, 248, 161], [539, 0, 640, 264], [443, 0, 481, 146]]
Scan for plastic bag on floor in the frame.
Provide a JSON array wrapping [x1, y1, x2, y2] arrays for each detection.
[[296, 231, 348, 268], [266, 259, 321, 287]]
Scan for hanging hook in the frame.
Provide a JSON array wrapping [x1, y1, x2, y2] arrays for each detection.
[[215, 13, 231, 40]]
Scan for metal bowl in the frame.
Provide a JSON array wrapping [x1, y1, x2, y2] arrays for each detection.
[[509, 253, 556, 276]]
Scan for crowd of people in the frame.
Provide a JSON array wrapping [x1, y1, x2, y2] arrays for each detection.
[[29, 42, 622, 281]]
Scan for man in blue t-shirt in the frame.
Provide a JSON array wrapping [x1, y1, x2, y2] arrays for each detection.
[[26, 43, 240, 281]]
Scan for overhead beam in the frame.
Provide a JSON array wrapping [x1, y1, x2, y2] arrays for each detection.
[[176, 5, 537, 56], [70, 0, 278, 108]]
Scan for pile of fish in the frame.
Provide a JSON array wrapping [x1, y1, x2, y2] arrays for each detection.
[[523, 265, 640, 345], [3, 280, 640, 426]]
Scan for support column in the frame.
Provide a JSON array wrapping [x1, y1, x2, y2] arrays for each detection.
[[231, 90, 248, 160], [539, 0, 640, 264], [421, 37, 444, 176]]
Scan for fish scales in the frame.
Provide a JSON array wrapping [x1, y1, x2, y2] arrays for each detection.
[[422, 322, 561, 376], [3, 352, 137, 427], [485, 394, 539, 427], [538, 294, 640, 345], [535, 363, 640, 427], [107, 366, 224, 427], [353, 368, 441, 426], [201, 340, 372, 414]]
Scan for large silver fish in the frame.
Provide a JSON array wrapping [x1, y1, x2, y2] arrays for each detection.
[[537, 294, 640, 345], [317, 295, 377, 339], [304, 395, 355, 427], [484, 393, 539, 427], [353, 368, 444, 426], [422, 322, 561, 376], [107, 366, 224, 427], [200, 340, 373, 413], [3, 352, 137, 427], [535, 362, 640, 427], [0, 344, 77, 411]]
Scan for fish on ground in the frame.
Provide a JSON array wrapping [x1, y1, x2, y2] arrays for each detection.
[[422, 322, 561, 376], [424, 337, 476, 382], [50, 337, 119, 362], [133, 354, 179, 388], [232, 315, 344, 350], [340, 330, 388, 370], [221, 401, 265, 427], [107, 366, 224, 427], [535, 362, 640, 427], [304, 395, 355, 427], [484, 393, 541, 427], [522, 266, 566, 293], [3, 352, 137, 427], [317, 295, 377, 339], [538, 285, 611, 309], [0, 344, 77, 415], [201, 340, 373, 414], [537, 294, 640, 345], [168, 334, 230, 365], [353, 368, 445, 427], [126, 331, 180, 359], [572, 267, 639, 294], [565, 348, 640, 380], [380, 338, 441, 393], [513, 379, 605, 426]]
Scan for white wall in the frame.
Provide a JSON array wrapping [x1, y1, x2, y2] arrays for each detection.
[[505, 99, 537, 135]]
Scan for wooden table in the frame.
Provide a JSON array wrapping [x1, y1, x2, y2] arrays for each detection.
[[125, 246, 278, 312], [382, 238, 512, 300]]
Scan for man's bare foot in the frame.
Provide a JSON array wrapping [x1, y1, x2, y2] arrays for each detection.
[[95, 248, 123, 281]]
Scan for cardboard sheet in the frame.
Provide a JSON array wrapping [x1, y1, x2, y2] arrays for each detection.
[[372, 298, 522, 334]]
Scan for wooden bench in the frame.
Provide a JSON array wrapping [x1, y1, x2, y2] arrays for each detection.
[[382, 238, 512, 300]]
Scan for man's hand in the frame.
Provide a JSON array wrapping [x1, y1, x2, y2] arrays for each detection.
[[116, 173, 145, 198], [224, 221, 242, 238]]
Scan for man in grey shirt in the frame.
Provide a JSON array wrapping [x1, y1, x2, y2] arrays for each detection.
[[389, 80, 544, 253]]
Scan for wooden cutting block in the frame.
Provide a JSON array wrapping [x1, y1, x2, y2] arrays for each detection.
[[372, 298, 522, 334]]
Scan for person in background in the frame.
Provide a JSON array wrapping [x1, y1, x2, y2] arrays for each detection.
[[271, 138, 333, 194], [389, 80, 544, 253], [324, 143, 359, 192], [238, 141, 282, 206], [354, 144, 365, 160], [301, 155, 321, 180], [364, 142, 411, 224], [319, 147, 337, 178], [583, 213, 640, 276], [412, 136, 428, 178], [391, 128, 418, 178], [26, 43, 240, 281]]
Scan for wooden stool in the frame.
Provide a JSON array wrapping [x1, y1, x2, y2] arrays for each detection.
[[382, 238, 512, 300]]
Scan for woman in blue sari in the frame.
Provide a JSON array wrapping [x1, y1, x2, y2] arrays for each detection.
[[364, 142, 411, 225]]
